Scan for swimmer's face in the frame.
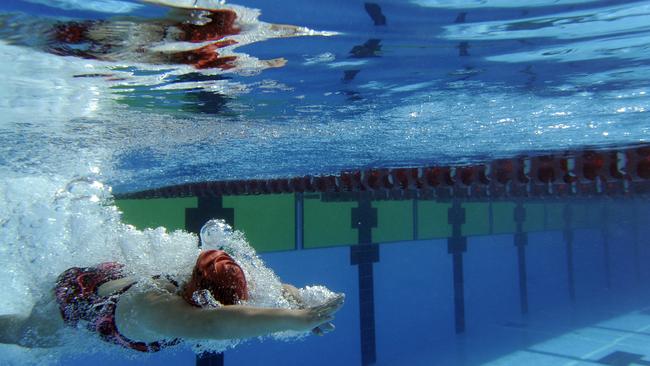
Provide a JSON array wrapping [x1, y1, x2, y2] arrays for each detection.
[[213, 251, 236, 264], [213, 251, 242, 273], [183, 249, 249, 306]]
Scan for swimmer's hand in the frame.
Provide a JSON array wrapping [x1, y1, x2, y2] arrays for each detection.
[[280, 284, 341, 336], [295, 294, 344, 332]]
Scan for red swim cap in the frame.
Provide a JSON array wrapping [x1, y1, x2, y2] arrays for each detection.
[[182, 250, 248, 307]]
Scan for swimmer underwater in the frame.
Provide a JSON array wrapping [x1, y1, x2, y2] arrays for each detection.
[[0, 249, 344, 352]]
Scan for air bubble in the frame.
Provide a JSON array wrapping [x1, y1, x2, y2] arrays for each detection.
[[200, 219, 233, 248]]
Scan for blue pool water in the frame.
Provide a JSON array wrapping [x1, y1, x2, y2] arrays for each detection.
[[1, 0, 650, 365]]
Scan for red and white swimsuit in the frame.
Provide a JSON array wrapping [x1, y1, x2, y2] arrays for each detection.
[[54, 262, 178, 352]]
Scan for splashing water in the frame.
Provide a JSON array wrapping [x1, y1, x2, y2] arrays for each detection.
[[0, 177, 336, 365], [199, 218, 337, 310], [0, 173, 195, 364]]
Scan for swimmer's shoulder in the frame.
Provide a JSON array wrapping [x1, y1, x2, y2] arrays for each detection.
[[97, 277, 137, 297], [114, 276, 188, 343], [97, 274, 180, 297]]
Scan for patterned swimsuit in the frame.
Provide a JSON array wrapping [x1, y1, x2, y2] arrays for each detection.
[[54, 262, 178, 352]]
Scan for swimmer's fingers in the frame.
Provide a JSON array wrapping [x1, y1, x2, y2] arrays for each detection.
[[319, 322, 335, 333], [312, 294, 345, 316], [311, 322, 335, 336], [300, 311, 333, 330], [305, 298, 340, 321], [299, 293, 345, 330]]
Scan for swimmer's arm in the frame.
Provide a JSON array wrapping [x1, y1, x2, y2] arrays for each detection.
[[280, 283, 336, 336], [0, 314, 26, 345], [119, 290, 343, 340], [0, 298, 64, 348]]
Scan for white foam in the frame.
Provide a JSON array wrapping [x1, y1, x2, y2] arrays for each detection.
[[0, 179, 337, 364]]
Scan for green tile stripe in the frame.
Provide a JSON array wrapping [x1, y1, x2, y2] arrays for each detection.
[[372, 200, 414, 243], [116, 195, 605, 250], [522, 203, 545, 232], [545, 203, 565, 231], [462, 203, 490, 236], [417, 201, 452, 239], [222, 194, 295, 252], [484, 202, 564, 235], [304, 196, 357, 248], [115, 197, 198, 231], [492, 202, 516, 234]]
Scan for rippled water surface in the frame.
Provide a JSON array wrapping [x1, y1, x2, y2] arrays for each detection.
[[0, 0, 648, 192]]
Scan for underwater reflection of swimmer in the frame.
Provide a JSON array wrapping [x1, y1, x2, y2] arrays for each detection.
[[0, 249, 344, 352], [349, 39, 382, 58], [47, 6, 281, 71], [0, 0, 333, 72]]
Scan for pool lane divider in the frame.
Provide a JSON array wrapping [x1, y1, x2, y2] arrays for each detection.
[[412, 199, 419, 240], [185, 195, 231, 366], [514, 201, 529, 315], [447, 200, 467, 334], [186, 196, 234, 236], [350, 193, 379, 366], [196, 353, 223, 366], [295, 193, 304, 250]]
